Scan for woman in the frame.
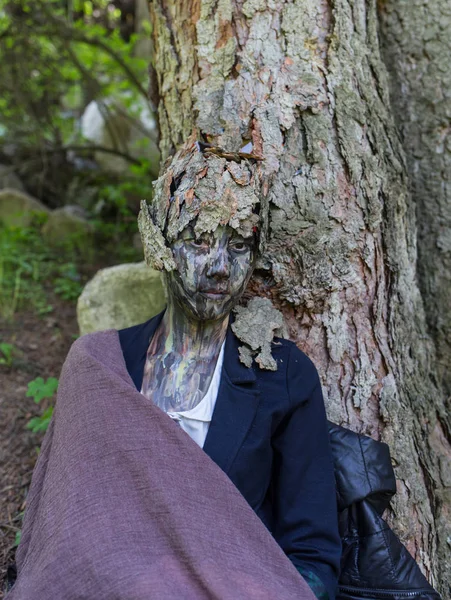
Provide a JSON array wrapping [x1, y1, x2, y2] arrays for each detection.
[[127, 138, 341, 598], [8, 139, 340, 600]]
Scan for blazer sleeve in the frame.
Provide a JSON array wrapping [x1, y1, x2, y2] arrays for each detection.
[[271, 344, 341, 600]]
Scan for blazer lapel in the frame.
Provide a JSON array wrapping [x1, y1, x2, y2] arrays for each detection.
[[203, 326, 261, 474]]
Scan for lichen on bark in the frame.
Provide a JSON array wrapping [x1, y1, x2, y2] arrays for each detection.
[[138, 201, 177, 271], [232, 297, 285, 370]]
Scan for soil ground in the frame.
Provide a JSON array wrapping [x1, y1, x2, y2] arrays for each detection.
[[0, 295, 78, 598]]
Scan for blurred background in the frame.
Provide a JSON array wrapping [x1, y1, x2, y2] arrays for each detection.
[[0, 0, 165, 589]]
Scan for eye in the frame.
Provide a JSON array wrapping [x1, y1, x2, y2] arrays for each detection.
[[229, 240, 250, 252], [190, 238, 208, 248]]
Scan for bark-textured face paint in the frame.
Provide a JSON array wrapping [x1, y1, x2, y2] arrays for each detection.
[[141, 222, 257, 411], [140, 303, 229, 411], [139, 138, 279, 383], [165, 225, 257, 322]]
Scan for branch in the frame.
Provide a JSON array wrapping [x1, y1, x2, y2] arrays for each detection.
[[44, 145, 145, 166], [70, 34, 150, 103]]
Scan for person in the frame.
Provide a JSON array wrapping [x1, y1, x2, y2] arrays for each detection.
[[122, 138, 341, 598], [7, 138, 341, 600]]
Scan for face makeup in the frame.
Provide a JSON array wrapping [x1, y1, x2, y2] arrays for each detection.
[[165, 225, 257, 322], [139, 139, 263, 413]]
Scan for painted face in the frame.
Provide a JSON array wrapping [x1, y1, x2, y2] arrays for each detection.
[[165, 225, 257, 321]]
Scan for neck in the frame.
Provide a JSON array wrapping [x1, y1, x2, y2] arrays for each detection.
[[153, 299, 229, 359]]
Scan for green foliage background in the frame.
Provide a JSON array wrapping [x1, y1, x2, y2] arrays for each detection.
[[0, 1, 159, 438], [0, 0, 159, 320], [0, 0, 158, 211], [0, 0, 150, 146]]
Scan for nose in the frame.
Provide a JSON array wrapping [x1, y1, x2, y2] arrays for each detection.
[[206, 249, 230, 280]]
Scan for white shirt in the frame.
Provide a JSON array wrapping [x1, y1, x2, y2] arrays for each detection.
[[166, 342, 225, 448]]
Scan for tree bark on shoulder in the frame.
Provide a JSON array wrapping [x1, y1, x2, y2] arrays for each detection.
[[149, 0, 451, 592]]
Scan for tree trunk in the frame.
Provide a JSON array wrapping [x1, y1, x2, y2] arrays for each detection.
[[377, 0, 451, 409], [149, 0, 451, 593]]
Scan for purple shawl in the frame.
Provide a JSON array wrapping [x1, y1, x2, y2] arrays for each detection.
[[8, 330, 314, 600]]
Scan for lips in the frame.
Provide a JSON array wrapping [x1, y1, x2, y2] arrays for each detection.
[[199, 288, 229, 299]]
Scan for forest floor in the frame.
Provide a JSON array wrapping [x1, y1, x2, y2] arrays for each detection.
[[0, 294, 78, 598]]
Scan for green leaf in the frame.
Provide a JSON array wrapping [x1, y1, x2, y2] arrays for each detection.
[[26, 377, 59, 404], [26, 406, 54, 433], [14, 530, 22, 547], [0, 342, 14, 366]]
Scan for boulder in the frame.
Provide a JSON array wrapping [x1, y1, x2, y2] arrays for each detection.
[[0, 165, 25, 191], [56, 204, 88, 220], [80, 98, 159, 175], [0, 188, 49, 227], [41, 206, 94, 257], [77, 262, 166, 335]]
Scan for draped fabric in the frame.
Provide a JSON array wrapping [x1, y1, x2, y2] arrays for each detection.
[[8, 330, 315, 600]]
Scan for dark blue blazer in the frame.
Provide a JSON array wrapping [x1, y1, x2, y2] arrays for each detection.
[[119, 312, 341, 599]]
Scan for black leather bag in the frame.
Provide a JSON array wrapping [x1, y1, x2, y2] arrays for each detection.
[[329, 423, 442, 600]]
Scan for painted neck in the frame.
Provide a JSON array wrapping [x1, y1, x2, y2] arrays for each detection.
[[156, 298, 229, 358]]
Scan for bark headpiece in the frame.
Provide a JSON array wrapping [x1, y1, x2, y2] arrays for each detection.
[[138, 138, 266, 271]]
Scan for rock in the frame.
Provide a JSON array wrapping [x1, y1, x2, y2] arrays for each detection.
[[0, 188, 50, 227], [58, 204, 88, 220], [41, 206, 94, 257], [65, 178, 99, 212], [77, 262, 166, 335], [0, 165, 25, 191], [80, 98, 159, 174]]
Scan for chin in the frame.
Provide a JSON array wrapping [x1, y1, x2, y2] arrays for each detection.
[[185, 295, 233, 322]]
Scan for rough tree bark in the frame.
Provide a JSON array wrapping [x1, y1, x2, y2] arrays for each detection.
[[377, 0, 451, 403], [149, 0, 451, 593]]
